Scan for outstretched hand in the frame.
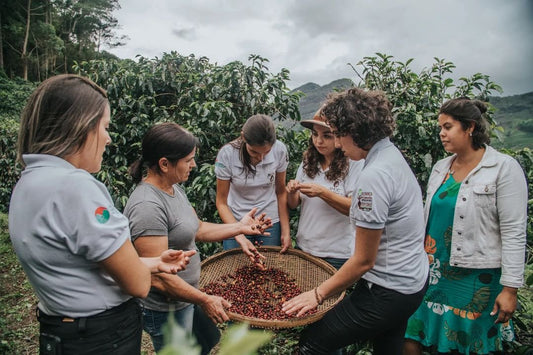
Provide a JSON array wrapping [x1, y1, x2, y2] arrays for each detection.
[[236, 235, 267, 270], [282, 290, 318, 317], [201, 294, 231, 324], [157, 249, 196, 274], [239, 207, 272, 236]]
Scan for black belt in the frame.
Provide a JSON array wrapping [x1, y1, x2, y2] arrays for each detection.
[[36, 298, 137, 332]]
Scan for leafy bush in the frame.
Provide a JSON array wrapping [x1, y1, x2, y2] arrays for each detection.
[[72, 53, 302, 220], [350, 53, 503, 191]]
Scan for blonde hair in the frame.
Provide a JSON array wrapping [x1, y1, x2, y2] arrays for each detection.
[[17, 74, 108, 165]]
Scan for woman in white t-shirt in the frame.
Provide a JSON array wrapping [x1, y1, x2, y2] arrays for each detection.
[[215, 114, 291, 253], [287, 108, 362, 269]]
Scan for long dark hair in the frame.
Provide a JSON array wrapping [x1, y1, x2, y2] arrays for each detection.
[[302, 136, 349, 182], [129, 122, 199, 183], [229, 114, 276, 177], [439, 97, 490, 150]]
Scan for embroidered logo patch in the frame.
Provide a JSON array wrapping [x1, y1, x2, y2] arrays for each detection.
[[357, 189, 373, 212], [95, 206, 110, 224], [214, 161, 226, 169]]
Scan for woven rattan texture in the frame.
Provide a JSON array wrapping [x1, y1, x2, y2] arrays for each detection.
[[199, 246, 344, 328]]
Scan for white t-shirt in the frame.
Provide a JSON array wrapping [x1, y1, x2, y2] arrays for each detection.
[[215, 140, 288, 223], [294, 160, 362, 259], [350, 138, 429, 294]]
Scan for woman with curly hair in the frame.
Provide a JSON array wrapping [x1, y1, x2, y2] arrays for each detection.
[[286, 107, 363, 269], [283, 87, 429, 355]]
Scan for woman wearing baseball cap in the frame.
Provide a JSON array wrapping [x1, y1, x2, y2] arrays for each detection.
[[286, 107, 363, 269]]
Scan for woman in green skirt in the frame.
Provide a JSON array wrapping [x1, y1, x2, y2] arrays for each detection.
[[403, 98, 528, 354]]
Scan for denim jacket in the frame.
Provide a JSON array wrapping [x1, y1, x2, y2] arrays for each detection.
[[424, 145, 527, 288]]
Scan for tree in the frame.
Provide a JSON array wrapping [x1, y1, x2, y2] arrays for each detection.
[[349, 53, 503, 190], [0, 0, 123, 81]]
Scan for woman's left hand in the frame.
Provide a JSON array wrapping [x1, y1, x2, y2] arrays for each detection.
[[239, 207, 272, 235], [281, 290, 318, 317], [297, 183, 325, 198], [491, 286, 518, 324]]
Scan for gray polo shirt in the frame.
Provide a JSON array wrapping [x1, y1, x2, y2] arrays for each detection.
[[9, 154, 131, 317], [350, 138, 429, 294], [124, 182, 201, 312]]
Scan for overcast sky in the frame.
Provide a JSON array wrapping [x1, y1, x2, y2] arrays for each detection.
[[108, 0, 533, 96]]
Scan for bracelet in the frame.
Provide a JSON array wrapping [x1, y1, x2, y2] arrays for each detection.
[[314, 287, 323, 305]]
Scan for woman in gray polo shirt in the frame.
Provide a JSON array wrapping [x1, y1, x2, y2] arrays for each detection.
[[9, 74, 192, 355], [124, 122, 272, 354], [282, 87, 429, 355]]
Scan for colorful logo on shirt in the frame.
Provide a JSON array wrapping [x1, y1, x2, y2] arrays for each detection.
[[357, 189, 373, 212], [214, 161, 226, 169], [95, 206, 110, 224]]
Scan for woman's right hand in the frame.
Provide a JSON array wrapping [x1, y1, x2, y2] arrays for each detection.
[[200, 294, 231, 324], [235, 234, 267, 270]]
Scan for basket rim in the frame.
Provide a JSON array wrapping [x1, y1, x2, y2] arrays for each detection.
[[200, 246, 345, 328]]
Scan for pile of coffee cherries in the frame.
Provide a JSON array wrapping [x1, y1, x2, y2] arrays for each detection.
[[201, 265, 317, 320]]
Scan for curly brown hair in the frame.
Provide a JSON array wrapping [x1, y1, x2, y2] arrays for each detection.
[[321, 87, 395, 150], [302, 136, 349, 183]]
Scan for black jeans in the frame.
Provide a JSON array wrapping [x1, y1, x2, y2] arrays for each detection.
[[37, 298, 142, 355], [299, 277, 428, 355]]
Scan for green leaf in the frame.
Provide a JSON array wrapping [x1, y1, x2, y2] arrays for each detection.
[[218, 323, 273, 355]]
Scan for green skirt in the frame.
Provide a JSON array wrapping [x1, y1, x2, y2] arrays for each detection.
[[405, 175, 514, 354]]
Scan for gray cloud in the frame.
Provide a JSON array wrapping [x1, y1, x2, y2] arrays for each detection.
[[110, 0, 533, 95]]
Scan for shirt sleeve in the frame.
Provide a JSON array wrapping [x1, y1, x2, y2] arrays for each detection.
[[55, 172, 130, 262], [126, 200, 169, 242], [214, 145, 233, 180], [497, 156, 528, 288], [350, 166, 392, 230], [276, 141, 289, 172]]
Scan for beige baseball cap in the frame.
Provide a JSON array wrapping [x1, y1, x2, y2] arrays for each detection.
[[300, 107, 331, 130]]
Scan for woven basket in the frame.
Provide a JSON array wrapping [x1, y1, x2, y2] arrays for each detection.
[[199, 246, 344, 329]]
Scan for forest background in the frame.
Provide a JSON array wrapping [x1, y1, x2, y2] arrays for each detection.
[[0, 1, 531, 354]]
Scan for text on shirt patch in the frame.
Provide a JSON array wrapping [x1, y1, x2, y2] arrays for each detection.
[[357, 189, 373, 212]]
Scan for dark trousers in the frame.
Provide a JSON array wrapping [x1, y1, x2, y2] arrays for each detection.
[[37, 298, 142, 355], [299, 277, 428, 355]]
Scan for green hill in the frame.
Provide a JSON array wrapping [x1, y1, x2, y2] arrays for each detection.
[[292, 80, 532, 149], [490, 92, 533, 149], [293, 78, 354, 120]]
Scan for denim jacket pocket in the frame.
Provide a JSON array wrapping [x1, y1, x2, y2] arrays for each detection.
[[472, 184, 496, 208]]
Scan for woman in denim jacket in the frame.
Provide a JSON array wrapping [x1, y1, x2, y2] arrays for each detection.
[[404, 98, 528, 355]]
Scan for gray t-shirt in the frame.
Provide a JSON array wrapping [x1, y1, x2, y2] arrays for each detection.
[[350, 138, 429, 294], [124, 182, 200, 311], [9, 154, 131, 317]]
